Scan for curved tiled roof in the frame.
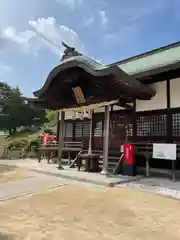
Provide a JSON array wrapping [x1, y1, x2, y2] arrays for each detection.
[[33, 55, 155, 100]]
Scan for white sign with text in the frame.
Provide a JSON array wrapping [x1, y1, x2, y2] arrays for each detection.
[[153, 143, 176, 160]]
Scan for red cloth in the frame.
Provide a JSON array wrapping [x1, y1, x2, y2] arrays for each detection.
[[40, 133, 56, 144], [43, 134, 49, 144]]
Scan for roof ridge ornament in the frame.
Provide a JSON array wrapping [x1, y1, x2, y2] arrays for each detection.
[[61, 41, 82, 61]]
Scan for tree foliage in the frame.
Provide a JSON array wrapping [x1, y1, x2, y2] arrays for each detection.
[[46, 110, 57, 123], [0, 81, 47, 135]]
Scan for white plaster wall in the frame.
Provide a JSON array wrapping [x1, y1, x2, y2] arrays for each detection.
[[136, 81, 167, 111], [94, 105, 123, 113], [170, 77, 180, 108], [63, 105, 125, 116], [94, 107, 105, 113], [113, 105, 124, 111], [65, 111, 74, 120]]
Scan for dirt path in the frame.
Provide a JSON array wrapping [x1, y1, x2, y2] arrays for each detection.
[[0, 185, 180, 239], [0, 171, 66, 201]]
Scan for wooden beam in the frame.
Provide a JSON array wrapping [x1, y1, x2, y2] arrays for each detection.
[[116, 101, 133, 110]]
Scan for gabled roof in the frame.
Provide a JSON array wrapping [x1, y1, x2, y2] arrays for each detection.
[[110, 41, 180, 76]]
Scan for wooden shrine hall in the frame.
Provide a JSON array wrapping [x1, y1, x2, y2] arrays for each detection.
[[26, 42, 155, 175]]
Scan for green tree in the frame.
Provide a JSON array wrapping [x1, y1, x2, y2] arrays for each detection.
[[46, 110, 57, 123], [0, 82, 47, 135]]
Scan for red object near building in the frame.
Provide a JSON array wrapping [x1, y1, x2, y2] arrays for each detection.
[[40, 133, 57, 144], [123, 144, 134, 165]]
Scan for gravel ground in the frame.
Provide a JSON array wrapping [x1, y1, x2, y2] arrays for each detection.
[[117, 181, 180, 200]]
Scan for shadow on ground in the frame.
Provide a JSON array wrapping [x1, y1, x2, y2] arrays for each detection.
[[0, 232, 15, 240]]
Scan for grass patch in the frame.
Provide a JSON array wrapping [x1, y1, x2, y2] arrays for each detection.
[[0, 185, 180, 239], [7, 131, 40, 142], [6, 124, 57, 143]]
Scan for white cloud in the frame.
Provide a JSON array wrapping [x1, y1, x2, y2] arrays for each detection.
[[55, 0, 83, 9], [1, 17, 84, 56], [1, 26, 39, 54], [99, 10, 108, 29], [29, 17, 84, 56]]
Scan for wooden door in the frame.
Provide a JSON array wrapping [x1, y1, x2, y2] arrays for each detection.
[[109, 111, 133, 150]]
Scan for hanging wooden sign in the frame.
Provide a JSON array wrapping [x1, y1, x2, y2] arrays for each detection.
[[72, 86, 86, 104]]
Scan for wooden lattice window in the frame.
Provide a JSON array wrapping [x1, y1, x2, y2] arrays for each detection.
[[94, 120, 103, 137], [136, 113, 167, 137], [75, 122, 83, 138], [82, 121, 90, 137], [172, 113, 180, 136], [136, 116, 149, 136], [126, 123, 133, 136], [64, 122, 73, 137]]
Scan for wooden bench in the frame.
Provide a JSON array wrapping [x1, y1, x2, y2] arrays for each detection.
[[38, 144, 58, 163], [75, 150, 101, 172], [38, 141, 83, 165], [63, 141, 83, 166], [134, 142, 153, 177]]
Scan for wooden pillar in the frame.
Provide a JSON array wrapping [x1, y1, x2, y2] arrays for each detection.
[[101, 106, 110, 175], [88, 110, 93, 154], [132, 100, 137, 142], [58, 111, 65, 170], [91, 111, 96, 150], [56, 111, 60, 141]]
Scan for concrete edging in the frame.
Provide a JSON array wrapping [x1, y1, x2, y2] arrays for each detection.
[[29, 168, 143, 187]]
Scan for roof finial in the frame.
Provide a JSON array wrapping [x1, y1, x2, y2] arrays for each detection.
[[61, 41, 82, 61], [62, 41, 75, 52]]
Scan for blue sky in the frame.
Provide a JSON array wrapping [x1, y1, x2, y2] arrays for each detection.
[[0, 0, 179, 96]]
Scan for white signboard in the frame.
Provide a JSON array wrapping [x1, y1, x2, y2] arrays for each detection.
[[153, 143, 176, 161]]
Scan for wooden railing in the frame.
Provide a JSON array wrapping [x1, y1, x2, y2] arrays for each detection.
[[38, 141, 83, 164]]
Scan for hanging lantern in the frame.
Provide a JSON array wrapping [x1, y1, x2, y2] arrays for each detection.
[[83, 109, 92, 119], [79, 111, 84, 120]]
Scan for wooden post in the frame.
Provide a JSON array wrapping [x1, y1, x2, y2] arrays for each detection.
[[101, 106, 110, 175], [88, 109, 93, 155], [172, 160, 176, 181], [146, 158, 149, 177], [56, 111, 60, 141], [58, 111, 65, 170]]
